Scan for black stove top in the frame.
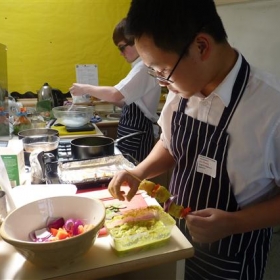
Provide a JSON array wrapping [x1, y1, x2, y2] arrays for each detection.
[[57, 141, 73, 161], [44, 142, 138, 188]]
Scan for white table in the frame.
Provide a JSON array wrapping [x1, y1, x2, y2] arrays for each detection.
[[0, 189, 194, 280]]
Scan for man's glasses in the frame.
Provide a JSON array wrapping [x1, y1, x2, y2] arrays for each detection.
[[147, 43, 190, 85], [118, 43, 129, 53]]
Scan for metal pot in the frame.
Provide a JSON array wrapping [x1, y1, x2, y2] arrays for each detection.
[[71, 132, 144, 160], [18, 128, 59, 139], [18, 128, 59, 166]]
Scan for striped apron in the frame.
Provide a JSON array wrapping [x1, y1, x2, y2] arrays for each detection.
[[117, 102, 154, 162], [169, 56, 272, 280]]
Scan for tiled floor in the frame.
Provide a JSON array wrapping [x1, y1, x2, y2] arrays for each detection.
[[264, 230, 280, 280]]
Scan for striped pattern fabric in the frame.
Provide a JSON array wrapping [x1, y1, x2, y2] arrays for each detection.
[[117, 102, 154, 162], [169, 56, 272, 280]]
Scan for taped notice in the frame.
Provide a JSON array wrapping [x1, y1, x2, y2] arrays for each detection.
[[76, 64, 99, 85]]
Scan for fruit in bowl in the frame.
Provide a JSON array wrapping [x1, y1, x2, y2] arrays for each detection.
[[0, 196, 106, 268]]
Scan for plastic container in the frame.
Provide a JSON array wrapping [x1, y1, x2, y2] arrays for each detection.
[[13, 107, 32, 135], [0, 107, 9, 136], [105, 205, 175, 256]]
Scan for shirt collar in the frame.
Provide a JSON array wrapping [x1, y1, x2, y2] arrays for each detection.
[[131, 56, 141, 68], [211, 51, 242, 107]]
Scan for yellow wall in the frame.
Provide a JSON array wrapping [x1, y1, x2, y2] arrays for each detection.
[[0, 0, 131, 93]]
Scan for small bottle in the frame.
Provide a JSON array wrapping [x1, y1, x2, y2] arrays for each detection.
[[13, 107, 32, 135]]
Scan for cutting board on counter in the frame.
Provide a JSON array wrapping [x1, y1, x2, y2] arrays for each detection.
[[51, 124, 96, 136], [78, 187, 148, 211]]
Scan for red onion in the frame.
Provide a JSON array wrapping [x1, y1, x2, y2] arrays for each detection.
[[29, 217, 86, 243], [29, 228, 52, 242], [64, 218, 75, 231], [164, 195, 177, 213], [72, 219, 84, 236], [47, 217, 65, 229], [29, 231, 37, 242]]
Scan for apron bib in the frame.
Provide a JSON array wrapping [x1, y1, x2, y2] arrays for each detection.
[[117, 103, 154, 162], [170, 56, 272, 280]]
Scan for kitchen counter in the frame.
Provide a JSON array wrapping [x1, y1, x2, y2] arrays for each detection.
[[51, 123, 104, 139], [96, 118, 119, 127], [0, 190, 194, 280], [0, 124, 104, 142]]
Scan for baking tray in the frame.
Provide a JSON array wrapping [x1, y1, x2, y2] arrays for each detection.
[[45, 154, 138, 189]]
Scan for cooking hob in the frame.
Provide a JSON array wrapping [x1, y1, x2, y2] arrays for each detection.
[[56, 139, 123, 162], [25, 138, 123, 165], [57, 140, 73, 161], [44, 140, 137, 188]]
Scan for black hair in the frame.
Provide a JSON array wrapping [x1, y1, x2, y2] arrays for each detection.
[[125, 0, 227, 54], [112, 18, 134, 46]]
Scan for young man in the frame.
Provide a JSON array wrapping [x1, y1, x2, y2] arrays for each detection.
[[70, 18, 161, 162], [108, 1, 280, 279]]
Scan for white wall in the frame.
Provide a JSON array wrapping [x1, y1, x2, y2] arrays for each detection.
[[217, 0, 280, 78]]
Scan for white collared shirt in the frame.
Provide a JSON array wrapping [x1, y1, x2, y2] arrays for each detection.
[[159, 53, 280, 207], [114, 57, 161, 123]]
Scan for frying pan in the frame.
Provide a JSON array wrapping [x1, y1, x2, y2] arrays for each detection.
[[71, 131, 144, 159]]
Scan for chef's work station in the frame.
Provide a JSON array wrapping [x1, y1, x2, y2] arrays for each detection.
[[0, 189, 194, 280], [0, 46, 191, 279], [1, 0, 280, 279], [108, 0, 280, 280], [0, 106, 194, 279], [69, 18, 161, 163]]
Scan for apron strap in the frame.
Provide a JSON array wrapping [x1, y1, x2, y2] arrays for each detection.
[[177, 55, 250, 131], [178, 97, 188, 112], [217, 55, 250, 131]]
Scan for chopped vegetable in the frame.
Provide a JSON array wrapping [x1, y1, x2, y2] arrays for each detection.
[[106, 208, 159, 229], [163, 195, 177, 212], [47, 217, 65, 229], [72, 219, 84, 236], [139, 180, 191, 219], [50, 228, 58, 236], [33, 228, 52, 242], [55, 228, 69, 240], [64, 218, 75, 231], [29, 217, 93, 242]]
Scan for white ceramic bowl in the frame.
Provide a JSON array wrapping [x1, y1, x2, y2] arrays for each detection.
[[10, 184, 77, 208], [0, 196, 106, 268]]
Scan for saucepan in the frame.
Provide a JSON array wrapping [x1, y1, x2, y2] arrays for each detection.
[[18, 128, 59, 139], [71, 132, 144, 159], [18, 128, 59, 166]]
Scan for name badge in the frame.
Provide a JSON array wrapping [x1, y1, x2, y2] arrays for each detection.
[[196, 155, 217, 178]]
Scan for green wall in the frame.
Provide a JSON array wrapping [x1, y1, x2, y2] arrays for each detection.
[[0, 0, 131, 93]]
